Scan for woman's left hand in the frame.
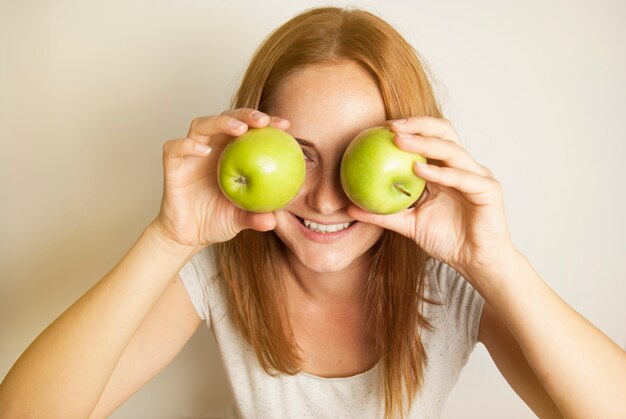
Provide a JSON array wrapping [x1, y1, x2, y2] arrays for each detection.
[[346, 116, 518, 279]]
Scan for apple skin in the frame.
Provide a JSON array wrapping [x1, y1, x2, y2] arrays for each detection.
[[340, 126, 427, 214], [218, 126, 306, 212]]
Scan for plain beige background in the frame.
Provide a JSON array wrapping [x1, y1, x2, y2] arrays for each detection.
[[1, 0, 625, 418]]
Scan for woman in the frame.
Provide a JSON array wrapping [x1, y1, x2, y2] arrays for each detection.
[[0, 7, 624, 419]]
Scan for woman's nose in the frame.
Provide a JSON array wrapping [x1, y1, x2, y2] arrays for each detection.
[[306, 168, 349, 215]]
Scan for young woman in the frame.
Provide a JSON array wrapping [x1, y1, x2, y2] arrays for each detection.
[[1, 7, 624, 419]]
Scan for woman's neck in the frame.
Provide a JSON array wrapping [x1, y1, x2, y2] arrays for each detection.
[[283, 250, 375, 307]]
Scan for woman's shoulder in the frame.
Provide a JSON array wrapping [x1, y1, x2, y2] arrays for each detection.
[[178, 245, 226, 324], [422, 257, 485, 344], [184, 245, 219, 281], [423, 257, 478, 303]]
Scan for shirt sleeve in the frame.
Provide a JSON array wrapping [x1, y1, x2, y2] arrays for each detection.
[[178, 245, 218, 326], [425, 258, 486, 351]]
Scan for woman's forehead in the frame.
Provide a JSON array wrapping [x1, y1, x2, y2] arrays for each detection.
[[269, 62, 386, 149]]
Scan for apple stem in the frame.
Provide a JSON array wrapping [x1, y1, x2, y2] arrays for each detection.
[[394, 183, 411, 197]]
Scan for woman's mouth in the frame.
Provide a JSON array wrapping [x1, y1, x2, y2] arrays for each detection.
[[292, 214, 358, 243], [298, 217, 354, 233]]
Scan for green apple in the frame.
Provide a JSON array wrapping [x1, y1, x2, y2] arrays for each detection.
[[218, 126, 306, 212], [340, 126, 427, 214]]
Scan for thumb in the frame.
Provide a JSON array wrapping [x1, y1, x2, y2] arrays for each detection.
[[346, 204, 413, 238], [236, 209, 277, 232]]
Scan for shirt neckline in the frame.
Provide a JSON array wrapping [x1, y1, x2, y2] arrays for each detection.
[[298, 362, 380, 382]]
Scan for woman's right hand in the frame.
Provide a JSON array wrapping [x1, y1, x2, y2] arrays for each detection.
[[152, 108, 290, 248]]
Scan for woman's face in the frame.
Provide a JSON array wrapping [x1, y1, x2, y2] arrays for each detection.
[[267, 61, 387, 274]]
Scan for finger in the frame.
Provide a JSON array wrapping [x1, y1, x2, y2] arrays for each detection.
[[386, 116, 461, 144], [187, 114, 248, 142], [188, 109, 290, 143], [394, 133, 493, 178], [220, 108, 272, 128], [163, 138, 212, 160], [218, 111, 290, 131], [414, 161, 500, 206], [269, 116, 290, 129]]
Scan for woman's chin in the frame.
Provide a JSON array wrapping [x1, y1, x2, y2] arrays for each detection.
[[273, 210, 383, 274], [280, 246, 349, 273]]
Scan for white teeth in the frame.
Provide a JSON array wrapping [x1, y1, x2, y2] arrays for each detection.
[[303, 219, 352, 233]]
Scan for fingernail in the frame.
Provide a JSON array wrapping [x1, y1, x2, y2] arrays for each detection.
[[229, 119, 246, 129], [275, 117, 289, 124], [252, 111, 268, 120], [396, 133, 413, 141], [390, 119, 407, 125]]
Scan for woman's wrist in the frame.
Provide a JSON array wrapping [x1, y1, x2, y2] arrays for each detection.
[[455, 246, 528, 297], [144, 220, 206, 259]]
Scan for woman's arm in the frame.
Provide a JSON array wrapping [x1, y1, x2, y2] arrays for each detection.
[[88, 273, 202, 418], [478, 300, 563, 418], [464, 250, 626, 419], [0, 223, 199, 418], [347, 116, 626, 418], [0, 109, 285, 417]]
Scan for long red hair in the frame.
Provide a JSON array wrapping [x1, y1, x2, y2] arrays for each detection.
[[216, 7, 442, 418]]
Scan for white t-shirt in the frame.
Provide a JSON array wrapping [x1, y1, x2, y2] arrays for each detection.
[[179, 245, 485, 419]]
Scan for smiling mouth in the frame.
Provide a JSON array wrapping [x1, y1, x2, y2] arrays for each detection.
[[295, 216, 356, 234]]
